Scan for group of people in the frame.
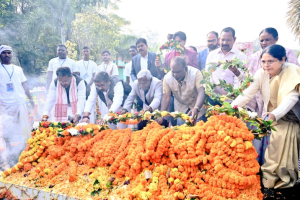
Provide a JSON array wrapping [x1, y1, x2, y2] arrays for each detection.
[[0, 26, 300, 195]]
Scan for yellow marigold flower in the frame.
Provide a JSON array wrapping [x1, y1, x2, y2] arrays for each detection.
[[52, 122, 58, 126], [245, 141, 253, 150], [49, 127, 54, 132], [181, 114, 189, 120], [168, 177, 174, 183], [220, 96, 227, 102], [125, 177, 130, 181], [218, 130, 225, 136], [1, 172, 6, 178], [171, 168, 178, 173], [174, 178, 180, 184], [230, 139, 237, 147], [174, 192, 179, 197], [224, 136, 230, 142], [161, 111, 168, 117], [176, 44, 181, 48], [86, 128, 92, 133]]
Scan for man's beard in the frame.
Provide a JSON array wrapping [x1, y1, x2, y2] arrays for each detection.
[[208, 44, 218, 51]]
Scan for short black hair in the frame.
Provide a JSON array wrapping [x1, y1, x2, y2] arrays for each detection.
[[259, 27, 278, 39], [188, 46, 197, 53], [94, 71, 110, 83], [136, 38, 147, 46], [57, 44, 67, 50], [207, 31, 219, 38], [260, 44, 287, 62], [56, 67, 71, 77], [83, 46, 89, 50], [221, 27, 235, 38], [170, 56, 187, 70], [129, 45, 137, 51], [173, 31, 186, 41], [101, 50, 111, 55]]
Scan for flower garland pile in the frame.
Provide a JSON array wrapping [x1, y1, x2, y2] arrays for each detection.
[[206, 102, 275, 140], [1, 115, 263, 200], [202, 58, 253, 105], [104, 110, 194, 126], [156, 40, 185, 73]]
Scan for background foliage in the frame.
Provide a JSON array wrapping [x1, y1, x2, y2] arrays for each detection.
[[0, 0, 136, 76]]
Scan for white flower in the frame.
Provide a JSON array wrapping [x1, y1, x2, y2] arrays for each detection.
[[76, 122, 88, 127], [32, 122, 39, 130], [103, 114, 111, 122], [238, 107, 244, 112], [247, 111, 257, 119], [68, 128, 79, 136], [171, 111, 179, 115]]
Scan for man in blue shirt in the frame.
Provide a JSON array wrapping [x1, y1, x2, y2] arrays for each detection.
[[198, 31, 219, 71]]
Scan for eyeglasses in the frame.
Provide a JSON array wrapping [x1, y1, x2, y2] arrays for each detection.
[[260, 59, 278, 66]]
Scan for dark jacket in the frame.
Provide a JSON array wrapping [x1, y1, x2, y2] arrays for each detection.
[[130, 51, 158, 81], [96, 76, 132, 107]]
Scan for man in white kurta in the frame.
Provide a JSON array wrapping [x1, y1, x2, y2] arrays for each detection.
[[83, 71, 126, 129], [42, 67, 86, 124], [98, 50, 119, 77], [46, 44, 79, 91], [77, 47, 98, 123], [205, 27, 247, 96], [0, 45, 34, 169]]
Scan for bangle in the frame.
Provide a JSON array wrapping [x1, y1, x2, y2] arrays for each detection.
[[82, 116, 90, 120]]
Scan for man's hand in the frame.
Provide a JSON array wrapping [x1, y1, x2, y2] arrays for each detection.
[[263, 112, 276, 121], [155, 59, 162, 67], [97, 118, 105, 126], [187, 108, 199, 124], [41, 117, 48, 122], [156, 117, 164, 125], [81, 118, 89, 123], [121, 109, 128, 114], [143, 106, 153, 113], [228, 65, 240, 77], [72, 115, 80, 125]]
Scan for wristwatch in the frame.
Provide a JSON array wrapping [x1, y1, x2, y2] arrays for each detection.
[[194, 107, 200, 112]]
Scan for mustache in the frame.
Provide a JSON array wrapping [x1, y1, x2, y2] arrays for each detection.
[[222, 45, 229, 47], [139, 49, 143, 52]]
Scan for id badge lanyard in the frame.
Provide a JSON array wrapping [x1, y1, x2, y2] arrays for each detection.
[[2, 63, 14, 81]]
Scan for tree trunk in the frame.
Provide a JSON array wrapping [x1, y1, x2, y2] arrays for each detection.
[[60, 12, 65, 44], [116, 54, 119, 66]]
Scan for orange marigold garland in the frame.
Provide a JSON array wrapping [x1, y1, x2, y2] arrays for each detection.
[[1, 115, 263, 200]]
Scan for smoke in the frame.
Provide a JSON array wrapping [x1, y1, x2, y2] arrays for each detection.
[[0, 103, 29, 172]]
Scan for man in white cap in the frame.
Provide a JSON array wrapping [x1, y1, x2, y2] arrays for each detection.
[[0, 45, 34, 169]]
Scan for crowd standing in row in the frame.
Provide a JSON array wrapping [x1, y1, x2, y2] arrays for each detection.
[[0, 27, 300, 195]]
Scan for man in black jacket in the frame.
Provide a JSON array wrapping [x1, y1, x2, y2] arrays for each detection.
[[130, 38, 160, 81]]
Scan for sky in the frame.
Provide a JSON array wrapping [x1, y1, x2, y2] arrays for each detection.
[[116, 0, 299, 49]]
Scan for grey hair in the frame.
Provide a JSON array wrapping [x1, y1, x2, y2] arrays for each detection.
[[137, 69, 152, 80]]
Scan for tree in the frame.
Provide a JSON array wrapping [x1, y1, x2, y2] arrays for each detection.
[[287, 0, 300, 42], [71, 9, 129, 63], [114, 34, 138, 65]]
